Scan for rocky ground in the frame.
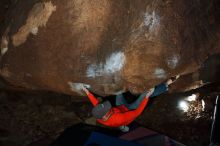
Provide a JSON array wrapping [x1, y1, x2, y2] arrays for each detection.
[[0, 83, 219, 146], [0, 90, 83, 146]]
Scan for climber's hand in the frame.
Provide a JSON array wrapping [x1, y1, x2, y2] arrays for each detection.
[[81, 85, 89, 93], [166, 75, 180, 86]]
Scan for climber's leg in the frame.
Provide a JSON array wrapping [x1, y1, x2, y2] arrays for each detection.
[[126, 91, 147, 110], [116, 94, 129, 106]]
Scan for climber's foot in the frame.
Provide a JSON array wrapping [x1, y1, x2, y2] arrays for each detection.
[[119, 126, 129, 133]]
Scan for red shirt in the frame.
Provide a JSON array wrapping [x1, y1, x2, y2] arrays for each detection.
[[86, 91, 149, 127]]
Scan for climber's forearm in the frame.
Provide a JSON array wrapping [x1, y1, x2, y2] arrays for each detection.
[[82, 87, 99, 106], [87, 92, 99, 106]]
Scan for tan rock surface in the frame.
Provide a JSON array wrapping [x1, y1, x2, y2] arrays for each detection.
[[0, 0, 220, 95]]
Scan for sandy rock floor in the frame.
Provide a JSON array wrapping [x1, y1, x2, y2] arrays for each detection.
[[0, 87, 217, 146]]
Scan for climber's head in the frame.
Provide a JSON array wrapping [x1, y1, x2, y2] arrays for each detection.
[[92, 101, 112, 119]]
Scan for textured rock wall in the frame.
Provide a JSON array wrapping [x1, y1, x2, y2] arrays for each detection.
[[0, 0, 220, 95]]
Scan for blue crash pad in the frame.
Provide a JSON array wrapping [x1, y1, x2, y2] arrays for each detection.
[[84, 132, 143, 146]]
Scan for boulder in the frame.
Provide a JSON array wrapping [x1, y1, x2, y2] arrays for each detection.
[[0, 0, 220, 95]]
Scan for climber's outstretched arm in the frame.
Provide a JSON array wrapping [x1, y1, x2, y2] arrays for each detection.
[[82, 86, 99, 106]]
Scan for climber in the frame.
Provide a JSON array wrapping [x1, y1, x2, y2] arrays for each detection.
[[82, 75, 180, 132]]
